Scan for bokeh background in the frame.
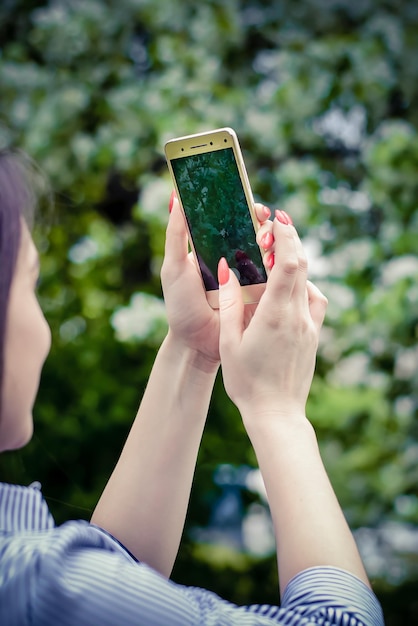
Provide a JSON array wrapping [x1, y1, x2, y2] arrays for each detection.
[[1, 1, 417, 623]]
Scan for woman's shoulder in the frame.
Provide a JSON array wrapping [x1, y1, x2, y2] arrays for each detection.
[[0, 480, 55, 533], [0, 481, 134, 560]]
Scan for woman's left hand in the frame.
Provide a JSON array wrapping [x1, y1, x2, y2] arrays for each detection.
[[161, 195, 273, 369], [217, 214, 327, 420]]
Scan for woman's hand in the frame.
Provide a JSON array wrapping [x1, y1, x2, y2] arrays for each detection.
[[160, 194, 273, 370], [217, 216, 376, 594], [218, 212, 327, 423]]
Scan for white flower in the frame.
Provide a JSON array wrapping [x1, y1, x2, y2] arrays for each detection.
[[111, 292, 167, 344]]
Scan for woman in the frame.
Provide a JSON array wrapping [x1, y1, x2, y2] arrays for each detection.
[[0, 149, 384, 625]]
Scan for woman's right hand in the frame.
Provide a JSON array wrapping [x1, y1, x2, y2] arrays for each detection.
[[218, 212, 327, 426]]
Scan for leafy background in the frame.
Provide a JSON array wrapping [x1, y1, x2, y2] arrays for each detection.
[[1, 1, 417, 623]]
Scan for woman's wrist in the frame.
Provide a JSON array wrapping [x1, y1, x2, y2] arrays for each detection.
[[234, 389, 309, 426], [240, 402, 316, 446], [162, 330, 220, 377]]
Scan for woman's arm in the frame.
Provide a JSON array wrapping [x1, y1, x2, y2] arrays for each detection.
[[91, 332, 218, 577], [91, 199, 220, 576], [218, 213, 370, 594], [244, 416, 370, 593]]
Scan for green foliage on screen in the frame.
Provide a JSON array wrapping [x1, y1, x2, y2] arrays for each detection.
[[172, 148, 266, 287]]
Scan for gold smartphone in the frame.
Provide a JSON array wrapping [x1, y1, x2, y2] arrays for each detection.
[[164, 127, 267, 308]]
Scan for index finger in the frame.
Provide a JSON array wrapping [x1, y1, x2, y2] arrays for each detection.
[[258, 219, 300, 313], [164, 196, 188, 265], [286, 223, 309, 308]]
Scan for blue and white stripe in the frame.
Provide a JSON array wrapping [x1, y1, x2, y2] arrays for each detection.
[[0, 482, 384, 625]]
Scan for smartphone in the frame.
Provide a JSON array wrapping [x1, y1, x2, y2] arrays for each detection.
[[164, 127, 267, 308]]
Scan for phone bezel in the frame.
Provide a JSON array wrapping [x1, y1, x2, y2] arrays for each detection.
[[164, 127, 266, 308]]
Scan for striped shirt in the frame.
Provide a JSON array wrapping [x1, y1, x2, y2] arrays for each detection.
[[0, 482, 384, 625]]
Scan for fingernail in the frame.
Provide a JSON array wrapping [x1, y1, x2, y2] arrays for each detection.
[[275, 209, 289, 225], [263, 205, 271, 219], [267, 252, 275, 270], [260, 233, 274, 250], [260, 232, 274, 249], [218, 257, 230, 286], [169, 190, 176, 213], [282, 210, 293, 225]]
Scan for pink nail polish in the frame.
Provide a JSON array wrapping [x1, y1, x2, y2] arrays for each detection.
[[260, 232, 273, 249], [169, 190, 176, 213], [282, 210, 293, 225], [275, 209, 288, 225], [218, 257, 230, 286], [267, 252, 275, 270], [263, 205, 271, 219]]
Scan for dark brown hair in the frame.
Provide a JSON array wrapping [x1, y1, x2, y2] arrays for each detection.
[[0, 150, 40, 400]]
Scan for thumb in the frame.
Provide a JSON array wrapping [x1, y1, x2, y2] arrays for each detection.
[[218, 258, 244, 354], [164, 195, 188, 266]]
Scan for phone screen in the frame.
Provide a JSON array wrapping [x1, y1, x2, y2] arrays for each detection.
[[171, 147, 267, 292]]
